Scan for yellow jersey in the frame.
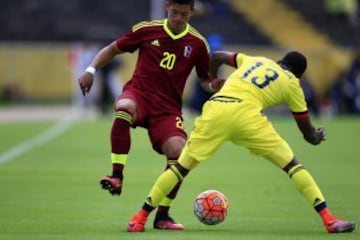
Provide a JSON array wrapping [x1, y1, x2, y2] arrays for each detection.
[[214, 53, 308, 113]]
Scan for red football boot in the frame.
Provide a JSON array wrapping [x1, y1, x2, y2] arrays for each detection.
[[99, 176, 122, 196], [153, 213, 184, 230], [325, 219, 356, 233], [127, 213, 148, 232]]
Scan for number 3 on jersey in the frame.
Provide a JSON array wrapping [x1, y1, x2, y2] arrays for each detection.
[[160, 52, 176, 70], [251, 68, 279, 89]]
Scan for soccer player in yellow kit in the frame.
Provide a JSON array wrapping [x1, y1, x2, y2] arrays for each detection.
[[126, 51, 356, 233]]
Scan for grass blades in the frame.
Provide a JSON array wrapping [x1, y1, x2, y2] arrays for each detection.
[[0, 115, 359, 240]]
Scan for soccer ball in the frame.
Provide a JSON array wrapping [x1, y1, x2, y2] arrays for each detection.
[[194, 189, 229, 225]]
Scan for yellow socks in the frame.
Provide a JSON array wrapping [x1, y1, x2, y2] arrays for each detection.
[[288, 165, 325, 208], [146, 167, 181, 207]]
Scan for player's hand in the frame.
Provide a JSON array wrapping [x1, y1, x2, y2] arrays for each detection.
[[78, 73, 94, 96], [210, 78, 226, 92], [305, 127, 325, 145]]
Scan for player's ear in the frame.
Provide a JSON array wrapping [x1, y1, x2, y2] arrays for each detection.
[[189, 5, 196, 16], [165, 1, 171, 11], [191, 8, 196, 15]]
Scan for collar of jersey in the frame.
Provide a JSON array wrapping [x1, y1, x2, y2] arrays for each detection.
[[163, 19, 189, 40]]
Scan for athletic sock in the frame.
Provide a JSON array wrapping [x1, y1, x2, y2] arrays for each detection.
[[146, 168, 181, 208], [139, 207, 152, 217], [110, 110, 132, 176], [288, 165, 327, 206], [156, 206, 170, 215], [316, 203, 336, 224], [112, 163, 123, 179], [288, 165, 338, 225], [157, 158, 183, 213]]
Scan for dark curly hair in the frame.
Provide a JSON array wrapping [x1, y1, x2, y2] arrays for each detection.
[[278, 51, 307, 78], [168, 0, 195, 7]]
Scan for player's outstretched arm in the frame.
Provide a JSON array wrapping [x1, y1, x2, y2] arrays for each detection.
[[199, 77, 226, 93], [294, 116, 325, 145], [209, 51, 237, 79], [78, 41, 122, 96]]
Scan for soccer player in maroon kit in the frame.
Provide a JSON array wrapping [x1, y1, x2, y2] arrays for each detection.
[[78, 0, 224, 231]]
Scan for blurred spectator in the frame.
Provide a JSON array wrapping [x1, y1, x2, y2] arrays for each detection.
[[194, 0, 231, 17], [188, 33, 224, 113], [205, 0, 231, 17], [343, 51, 360, 113], [0, 82, 21, 102], [300, 75, 320, 116], [330, 51, 360, 114], [325, 0, 359, 27], [97, 58, 123, 115], [330, 70, 348, 114], [69, 42, 99, 109]]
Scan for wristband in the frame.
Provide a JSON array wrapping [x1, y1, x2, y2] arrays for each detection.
[[208, 81, 214, 92], [85, 66, 96, 75]]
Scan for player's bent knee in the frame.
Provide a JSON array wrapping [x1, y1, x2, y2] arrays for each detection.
[[114, 99, 136, 114], [162, 136, 186, 158]]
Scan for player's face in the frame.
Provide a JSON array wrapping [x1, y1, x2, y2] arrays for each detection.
[[166, 3, 195, 34]]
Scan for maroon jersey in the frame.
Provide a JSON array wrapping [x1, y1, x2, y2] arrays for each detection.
[[116, 19, 210, 114]]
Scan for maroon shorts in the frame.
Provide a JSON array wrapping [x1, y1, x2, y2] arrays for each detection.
[[115, 88, 187, 154]]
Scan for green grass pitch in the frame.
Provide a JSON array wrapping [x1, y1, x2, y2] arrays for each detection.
[[0, 114, 359, 240]]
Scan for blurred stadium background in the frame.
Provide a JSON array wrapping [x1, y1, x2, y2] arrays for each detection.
[[0, 0, 360, 118], [1, 1, 360, 239]]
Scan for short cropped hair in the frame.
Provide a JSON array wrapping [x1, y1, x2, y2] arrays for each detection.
[[168, 0, 195, 7], [278, 51, 307, 78]]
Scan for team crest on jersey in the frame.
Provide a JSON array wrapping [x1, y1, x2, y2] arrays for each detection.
[[184, 46, 192, 58]]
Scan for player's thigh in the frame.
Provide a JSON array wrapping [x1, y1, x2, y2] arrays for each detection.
[[232, 112, 293, 168], [148, 114, 187, 155], [262, 140, 294, 169], [185, 104, 228, 161]]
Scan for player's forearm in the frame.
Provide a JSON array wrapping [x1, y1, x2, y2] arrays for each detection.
[[199, 79, 215, 92], [199, 78, 226, 93], [89, 42, 121, 70], [210, 51, 236, 78], [293, 111, 310, 130], [209, 58, 222, 79], [209, 51, 227, 78], [294, 116, 319, 144]]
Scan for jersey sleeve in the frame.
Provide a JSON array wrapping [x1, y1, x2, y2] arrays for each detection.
[[234, 53, 247, 68], [286, 78, 308, 114], [115, 24, 144, 53], [195, 40, 210, 80]]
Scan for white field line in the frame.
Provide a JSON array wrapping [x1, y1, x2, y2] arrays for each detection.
[[0, 112, 79, 164]]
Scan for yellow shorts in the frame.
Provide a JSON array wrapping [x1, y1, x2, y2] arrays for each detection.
[[181, 100, 294, 169]]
